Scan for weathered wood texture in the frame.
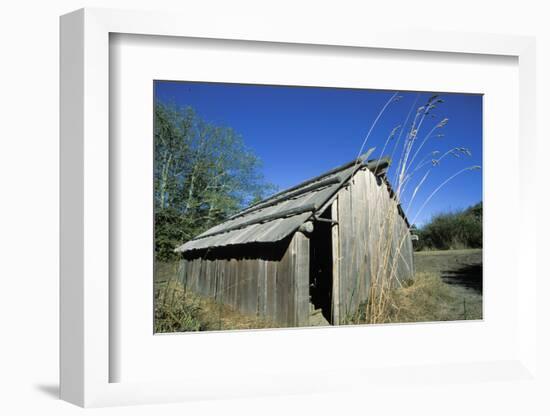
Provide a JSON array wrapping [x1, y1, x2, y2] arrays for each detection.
[[333, 168, 414, 323], [178, 168, 412, 327], [331, 198, 340, 325], [293, 232, 310, 326], [178, 232, 309, 327]]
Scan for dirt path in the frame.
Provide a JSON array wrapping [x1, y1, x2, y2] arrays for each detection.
[[415, 249, 483, 293], [413, 249, 483, 320]]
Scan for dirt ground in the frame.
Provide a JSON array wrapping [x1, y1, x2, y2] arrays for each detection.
[[415, 249, 482, 292], [412, 249, 483, 320]]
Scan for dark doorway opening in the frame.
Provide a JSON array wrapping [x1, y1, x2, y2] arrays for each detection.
[[309, 207, 333, 323]]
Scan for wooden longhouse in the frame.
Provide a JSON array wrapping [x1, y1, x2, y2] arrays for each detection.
[[175, 149, 414, 326]]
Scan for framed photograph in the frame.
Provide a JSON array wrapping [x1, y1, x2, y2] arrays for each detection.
[[151, 81, 483, 332], [60, 8, 538, 407]]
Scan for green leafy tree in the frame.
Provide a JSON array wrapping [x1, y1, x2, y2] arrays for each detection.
[[154, 102, 276, 260]]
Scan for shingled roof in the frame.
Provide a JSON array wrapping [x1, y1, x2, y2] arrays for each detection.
[[175, 148, 397, 253]]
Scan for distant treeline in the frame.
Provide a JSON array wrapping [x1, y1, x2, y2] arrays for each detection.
[[412, 202, 482, 251], [154, 102, 275, 261]]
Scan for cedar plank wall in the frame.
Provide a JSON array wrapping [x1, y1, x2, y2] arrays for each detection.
[[178, 232, 310, 327], [332, 168, 414, 324]]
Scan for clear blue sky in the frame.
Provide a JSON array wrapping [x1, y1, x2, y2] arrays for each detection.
[[154, 81, 482, 226]]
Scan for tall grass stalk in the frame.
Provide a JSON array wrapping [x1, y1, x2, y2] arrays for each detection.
[[354, 93, 480, 324], [355, 92, 400, 163]]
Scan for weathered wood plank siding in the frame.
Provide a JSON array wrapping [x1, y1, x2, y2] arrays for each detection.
[[177, 167, 412, 328], [178, 232, 309, 327], [266, 261, 277, 321], [257, 260, 267, 318], [331, 198, 341, 325], [337, 184, 353, 319], [293, 232, 310, 326], [334, 168, 414, 322]]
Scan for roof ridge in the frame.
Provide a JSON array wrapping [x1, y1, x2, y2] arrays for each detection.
[[174, 149, 409, 253], [227, 148, 376, 221]]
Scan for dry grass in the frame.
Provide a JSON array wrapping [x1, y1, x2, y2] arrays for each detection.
[[356, 94, 481, 324], [415, 249, 481, 256], [155, 269, 482, 331], [359, 271, 482, 324], [155, 279, 276, 333]]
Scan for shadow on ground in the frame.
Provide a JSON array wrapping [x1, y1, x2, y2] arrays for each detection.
[[441, 264, 483, 294], [34, 384, 59, 399]]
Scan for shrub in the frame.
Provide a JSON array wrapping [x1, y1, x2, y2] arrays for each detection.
[[154, 279, 205, 332], [414, 202, 482, 251]]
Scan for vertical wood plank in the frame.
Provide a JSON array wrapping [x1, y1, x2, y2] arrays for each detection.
[[366, 170, 381, 309], [397, 220, 404, 281], [349, 174, 360, 315], [197, 259, 204, 296], [257, 260, 267, 318], [337, 186, 352, 320], [217, 260, 222, 299], [182, 259, 188, 290], [276, 242, 291, 326], [353, 170, 369, 306], [199, 260, 206, 296], [211, 260, 218, 298], [221, 260, 230, 304], [213, 260, 218, 300], [236, 260, 244, 311], [266, 261, 277, 323], [192, 259, 201, 294], [407, 226, 415, 278], [331, 197, 341, 325], [229, 259, 237, 308], [247, 260, 259, 316], [242, 260, 249, 312], [186, 260, 193, 292], [293, 231, 310, 327], [207, 260, 213, 297], [287, 238, 296, 327]]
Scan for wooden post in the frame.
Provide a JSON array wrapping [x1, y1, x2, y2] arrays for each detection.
[[331, 198, 341, 325], [293, 231, 310, 326]]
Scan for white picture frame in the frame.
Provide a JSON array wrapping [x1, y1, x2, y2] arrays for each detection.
[[60, 8, 538, 407]]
